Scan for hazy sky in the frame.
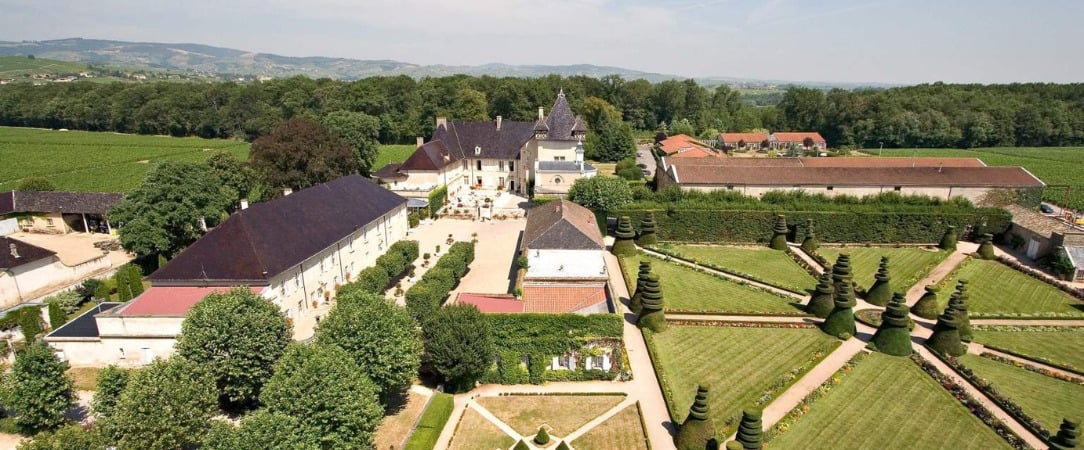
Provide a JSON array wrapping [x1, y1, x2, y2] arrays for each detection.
[[3, 0, 1082, 84]]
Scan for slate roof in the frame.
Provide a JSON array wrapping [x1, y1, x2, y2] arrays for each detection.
[[0, 191, 124, 216], [536, 161, 597, 172], [523, 199, 604, 250], [150, 175, 406, 284], [0, 236, 56, 270], [542, 91, 583, 141], [431, 119, 535, 160], [44, 302, 122, 339], [670, 165, 1045, 188], [373, 163, 407, 180], [401, 140, 457, 171], [523, 285, 607, 313]]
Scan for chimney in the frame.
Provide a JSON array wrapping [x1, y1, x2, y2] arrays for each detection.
[[496, 116, 502, 131], [199, 217, 208, 232], [240, 199, 249, 210], [416, 136, 424, 147], [9, 243, 19, 259], [283, 188, 293, 196], [538, 107, 544, 120], [436, 117, 447, 129]]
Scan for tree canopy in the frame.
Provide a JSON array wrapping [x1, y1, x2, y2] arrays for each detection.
[[422, 304, 495, 392], [322, 110, 381, 176], [584, 117, 635, 162], [567, 175, 633, 213], [101, 358, 218, 450], [8, 343, 73, 433], [203, 410, 320, 450], [248, 118, 357, 193]]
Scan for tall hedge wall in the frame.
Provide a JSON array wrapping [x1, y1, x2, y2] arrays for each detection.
[[486, 314, 623, 355]]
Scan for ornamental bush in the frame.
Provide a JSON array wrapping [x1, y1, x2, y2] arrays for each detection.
[[534, 426, 550, 445], [939, 225, 958, 251], [977, 233, 996, 259], [865, 256, 892, 306], [376, 251, 408, 278], [631, 261, 652, 314], [355, 266, 390, 296], [871, 292, 912, 356], [637, 212, 658, 246], [927, 307, 966, 356], [769, 215, 788, 250], [613, 216, 637, 256], [947, 280, 973, 342], [821, 282, 856, 339], [9, 343, 73, 433], [831, 254, 853, 295], [800, 219, 819, 253], [513, 439, 530, 450], [806, 272, 835, 318], [638, 273, 666, 332], [676, 385, 717, 450], [736, 408, 763, 450], [556, 440, 572, 450], [1050, 418, 1080, 450], [909, 285, 941, 319]]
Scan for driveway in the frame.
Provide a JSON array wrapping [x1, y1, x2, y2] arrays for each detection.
[[636, 144, 656, 177]]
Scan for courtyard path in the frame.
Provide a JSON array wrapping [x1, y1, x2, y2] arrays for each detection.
[[903, 241, 979, 307], [639, 247, 808, 301], [788, 243, 826, 274]]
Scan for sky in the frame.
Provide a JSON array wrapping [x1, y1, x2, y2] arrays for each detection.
[[2, 0, 1082, 85]]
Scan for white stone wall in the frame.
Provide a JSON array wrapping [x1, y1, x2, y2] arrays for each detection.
[[95, 314, 185, 338], [47, 336, 177, 368], [0, 253, 113, 308]]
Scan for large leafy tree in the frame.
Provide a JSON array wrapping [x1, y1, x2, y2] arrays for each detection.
[[315, 291, 422, 401], [580, 96, 622, 130], [322, 110, 381, 176], [205, 151, 253, 201], [203, 410, 320, 450], [567, 175, 633, 213], [101, 358, 217, 450], [9, 343, 73, 433], [175, 288, 292, 408], [90, 365, 130, 420], [110, 161, 235, 258], [584, 117, 635, 162], [452, 88, 489, 121], [248, 118, 356, 193], [422, 304, 494, 392], [261, 344, 384, 449]]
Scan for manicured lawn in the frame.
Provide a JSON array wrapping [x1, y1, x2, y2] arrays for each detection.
[[477, 394, 626, 437], [770, 353, 1013, 450], [403, 392, 454, 450], [375, 390, 430, 450], [667, 245, 817, 293], [448, 408, 515, 450], [958, 354, 1084, 431], [66, 367, 103, 391], [972, 327, 1084, 370], [621, 254, 804, 314], [375, 144, 416, 170], [936, 258, 1084, 317], [817, 246, 946, 296], [573, 403, 649, 450], [649, 325, 838, 432]]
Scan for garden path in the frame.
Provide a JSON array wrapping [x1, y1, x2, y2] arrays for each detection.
[[902, 241, 979, 307], [969, 344, 1081, 379], [788, 243, 826, 274]]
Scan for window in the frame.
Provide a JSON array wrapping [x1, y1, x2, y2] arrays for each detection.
[[555, 156, 566, 161], [553, 176, 563, 185], [476, 160, 482, 171], [348, 238, 354, 253], [827, 186, 834, 191], [498, 161, 504, 171], [894, 186, 902, 191], [726, 185, 734, 190], [45, 218, 54, 226], [509, 161, 514, 172]]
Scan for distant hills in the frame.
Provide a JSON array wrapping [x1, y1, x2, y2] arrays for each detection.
[[0, 38, 892, 89]]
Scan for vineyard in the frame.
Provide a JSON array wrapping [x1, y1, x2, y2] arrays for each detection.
[[879, 147, 1084, 210]]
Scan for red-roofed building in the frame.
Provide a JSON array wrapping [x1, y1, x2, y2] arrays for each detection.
[[719, 132, 769, 151], [770, 132, 827, 150], [115, 286, 264, 316], [456, 293, 525, 313], [656, 134, 719, 158], [522, 285, 607, 313]]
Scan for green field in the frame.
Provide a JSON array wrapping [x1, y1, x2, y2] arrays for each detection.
[[972, 327, 1084, 371], [666, 245, 818, 294], [958, 354, 1084, 431], [648, 325, 838, 433], [770, 353, 1013, 450], [936, 258, 1084, 317], [0, 56, 87, 78], [818, 247, 947, 297], [621, 254, 804, 314], [375, 144, 416, 170], [879, 147, 1084, 209], [0, 126, 249, 192]]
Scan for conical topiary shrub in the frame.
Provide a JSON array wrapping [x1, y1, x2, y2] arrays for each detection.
[[927, 306, 966, 356], [821, 282, 857, 339], [976, 233, 995, 260], [806, 272, 835, 318], [613, 216, 637, 256], [556, 440, 572, 450], [939, 225, 957, 251], [676, 385, 717, 450], [513, 439, 530, 450], [948, 280, 973, 342], [871, 292, 913, 356], [725, 441, 744, 450], [910, 285, 941, 320], [535, 426, 551, 445], [736, 408, 763, 450], [831, 254, 853, 295], [637, 212, 658, 246], [638, 273, 666, 332], [1050, 418, 1080, 450], [865, 256, 892, 306], [769, 215, 788, 250], [631, 261, 652, 314], [800, 219, 819, 253]]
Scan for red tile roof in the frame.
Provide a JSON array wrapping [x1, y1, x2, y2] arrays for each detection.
[[671, 165, 1045, 188], [118, 286, 264, 316], [771, 132, 826, 143], [669, 147, 717, 158], [799, 157, 986, 168], [523, 285, 607, 313], [719, 132, 769, 144], [456, 293, 525, 313], [658, 134, 715, 156]]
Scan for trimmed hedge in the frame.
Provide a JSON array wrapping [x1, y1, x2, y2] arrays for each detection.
[[403, 393, 454, 450], [405, 242, 475, 321], [336, 240, 418, 298], [428, 185, 447, 217]]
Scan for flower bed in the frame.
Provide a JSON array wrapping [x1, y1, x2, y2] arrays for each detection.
[[854, 309, 915, 330], [979, 353, 1084, 384], [976, 342, 1084, 377], [764, 352, 869, 442]]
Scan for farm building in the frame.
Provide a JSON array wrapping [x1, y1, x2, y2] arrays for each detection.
[[770, 132, 827, 150], [656, 134, 719, 158], [656, 156, 1045, 205], [718, 132, 769, 151], [0, 191, 123, 235], [0, 235, 119, 308]]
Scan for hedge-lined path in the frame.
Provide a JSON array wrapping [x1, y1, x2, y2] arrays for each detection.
[[902, 241, 978, 307], [639, 246, 808, 302], [970, 344, 1082, 380], [788, 243, 827, 274]]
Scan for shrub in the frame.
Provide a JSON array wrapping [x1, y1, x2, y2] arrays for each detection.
[[356, 266, 390, 295], [865, 256, 892, 306], [423, 305, 494, 392], [821, 283, 856, 338], [517, 255, 529, 270], [43, 291, 81, 315], [806, 272, 835, 318], [976, 233, 996, 259], [613, 216, 637, 256], [405, 284, 442, 321], [376, 251, 408, 278], [736, 408, 763, 450], [535, 426, 550, 445], [638, 273, 666, 332], [910, 285, 941, 319], [513, 440, 530, 450], [428, 186, 447, 217], [946, 280, 973, 342], [1050, 418, 1080, 450], [871, 293, 912, 356], [46, 303, 65, 330], [939, 225, 958, 251], [800, 219, 819, 252], [637, 212, 658, 246], [79, 278, 103, 299], [9, 343, 73, 433], [676, 385, 717, 450], [556, 440, 572, 450], [927, 307, 966, 357], [631, 261, 652, 314], [830, 253, 853, 294], [769, 214, 788, 250]]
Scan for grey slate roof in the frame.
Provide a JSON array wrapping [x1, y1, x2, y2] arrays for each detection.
[[401, 140, 457, 171], [0, 191, 124, 216], [150, 175, 406, 284], [431, 119, 535, 160], [537, 161, 597, 172], [542, 91, 583, 141], [0, 236, 56, 270], [523, 199, 604, 251]]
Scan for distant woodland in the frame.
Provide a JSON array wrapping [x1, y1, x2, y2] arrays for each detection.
[[0, 75, 1081, 148]]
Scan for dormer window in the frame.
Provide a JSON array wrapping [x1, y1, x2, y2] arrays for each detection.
[[474, 146, 481, 156]]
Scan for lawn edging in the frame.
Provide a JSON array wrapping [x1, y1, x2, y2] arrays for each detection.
[[640, 328, 678, 428], [646, 245, 811, 296], [635, 400, 653, 450], [763, 351, 870, 443], [978, 343, 1084, 377], [402, 392, 454, 450]]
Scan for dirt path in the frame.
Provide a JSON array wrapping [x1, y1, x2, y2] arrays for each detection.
[[903, 242, 978, 307], [788, 243, 826, 274], [639, 247, 807, 301]]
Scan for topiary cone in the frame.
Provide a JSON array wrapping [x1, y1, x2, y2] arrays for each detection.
[[637, 212, 658, 246], [831, 254, 853, 295], [865, 256, 892, 306], [556, 440, 572, 450], [939, 225, 957, 251], [976, 233, 995, 260], [927, 307, 966, 356], [871, 292, 913, 356], [800, 219, 819, 253], [910, 285, 941, 320], [676, 385, 717, 450], [513, 439, 531, 450], [1050, 418, 1080, 450], [769, 214, 788, 250], [948, 280, 973, 342], [638, 273, 666, 332], [821, 282, 856, 339], [631, 261, 651, 314], [725, 441, 744, 450], [806, 272, 835, 318], [613, 216, 637, 256], [534, 426, 551, 445], [736, 408, 763, 450]]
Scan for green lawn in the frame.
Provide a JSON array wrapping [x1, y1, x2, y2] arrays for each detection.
[[621, 254, 804, 314], [476, 395, 626, 437], [958, 354, 1084, 431], [649, 325, 838, 433], [448, 408, 515, 450], [0, 126, 249, 192], [817, 246, 947, 296], [972, 327, 1084, 371], [667, 245, 817, 294], [573, 403, 649, 450], [936, 258, 1084, 317], [770, 353, 1013, 450], [375, 144, 416, 170]]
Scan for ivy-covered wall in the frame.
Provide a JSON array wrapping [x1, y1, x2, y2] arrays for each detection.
[[481, 313, 625, 384]]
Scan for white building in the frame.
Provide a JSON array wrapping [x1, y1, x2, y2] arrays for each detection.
[[520, 199, 610, 313], [1, 236, 114, 308]]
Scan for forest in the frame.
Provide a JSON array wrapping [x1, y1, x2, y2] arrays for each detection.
[[0, 75, 1080, 149]]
